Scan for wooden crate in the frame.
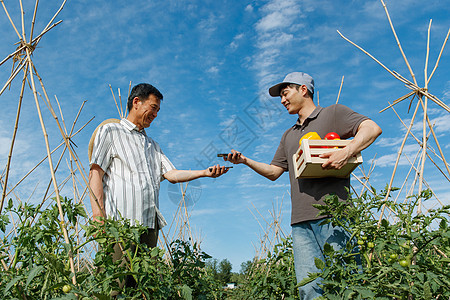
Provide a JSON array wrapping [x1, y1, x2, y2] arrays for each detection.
[[292, 139, 363, 179]]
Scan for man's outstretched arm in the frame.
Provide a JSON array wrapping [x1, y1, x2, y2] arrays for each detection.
[[164, 164, 229, 183], [224, 150, 285, 181]]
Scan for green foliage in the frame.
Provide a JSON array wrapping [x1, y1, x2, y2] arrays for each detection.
[[206, 258, 233, 286], [304, 187, 450, 299], [3, 188, 447, 299], [170, 239, 223, 299], [0, 197, 223, 299], [0, 197, 86, 299], [230, 237, 299, 299]]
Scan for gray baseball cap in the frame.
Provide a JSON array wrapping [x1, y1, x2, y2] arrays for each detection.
[[268, 72, 315, 97]]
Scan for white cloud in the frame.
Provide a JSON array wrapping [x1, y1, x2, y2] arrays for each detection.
[[207, 66, 219, 74], [256, 32, 294, 49], [375, 137, 402, 148], [373, 143, 421, 168], [229, 33, 245, 50], [190, 208, 223, 217]]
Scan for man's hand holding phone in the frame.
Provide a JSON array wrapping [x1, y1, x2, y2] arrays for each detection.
[[218, 150, 246, 165]]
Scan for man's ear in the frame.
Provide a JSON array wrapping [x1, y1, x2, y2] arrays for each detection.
[[132, 97, 141, 110], [300, 85, 309, 96]]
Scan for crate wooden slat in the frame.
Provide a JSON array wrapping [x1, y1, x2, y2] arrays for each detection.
[[292, 139, 363, 179]]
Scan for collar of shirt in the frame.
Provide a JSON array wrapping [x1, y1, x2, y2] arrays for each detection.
[[121, 118, 147, 135], [294, 106, 323, 129]]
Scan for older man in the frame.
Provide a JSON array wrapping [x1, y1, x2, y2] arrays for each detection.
[[89, 83, 228, 249]]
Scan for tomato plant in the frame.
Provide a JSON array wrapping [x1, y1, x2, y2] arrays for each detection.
[[62, 284, 72, 293], [0, 197, 222, 299], [399, 259, 409, 267], [299, 188, 450, 299]]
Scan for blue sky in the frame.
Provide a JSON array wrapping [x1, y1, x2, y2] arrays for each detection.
[[0, 0, 449, 272]]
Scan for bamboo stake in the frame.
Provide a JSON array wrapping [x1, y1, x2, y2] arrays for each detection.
[[352, 173, 375, 196], [29, 0, 39, 42], [403, 150, 443, 207], [0, 0, 22, 40], [26, 55, 77, 284], [380, 0, 417, 86], [394, 145, 422, 204], [0, 64, 28, 214], [378, 99, 421, 224], [32, 65, 105, 220], [19, 0, 26, 42], [390, 101, 449, 175], [427, 27, 450, 84], [118, 88, 124, 119], [416, 22, 434, 211], [126, 81, 132, 118], [109, 84, 122, 118], [425, 115, 450, 178], [3, 121, 90, 200], [337, 30, 411, 86], [417, 95, 428, 214], [379, 91, 415, 113], [337, 30, 450, 113], [0, 20, 62, 69], [0, 59, 27, 97], [55, 95, 69, 136], [181, 182, 194, 243], [336, 75, 344, 104], [424, 20, 432, 87], [39, 0, 67, 43]]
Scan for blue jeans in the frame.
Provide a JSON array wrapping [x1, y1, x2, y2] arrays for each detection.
[[292, 218, 351, 299]]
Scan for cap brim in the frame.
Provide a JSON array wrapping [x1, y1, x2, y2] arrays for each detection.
[[268, 82, 284, 97]]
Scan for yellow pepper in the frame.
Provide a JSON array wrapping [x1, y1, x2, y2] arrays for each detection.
[[299, 131, 321, 146]]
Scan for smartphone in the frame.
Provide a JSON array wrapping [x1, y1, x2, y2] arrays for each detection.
[[209, 166, 233, 171]]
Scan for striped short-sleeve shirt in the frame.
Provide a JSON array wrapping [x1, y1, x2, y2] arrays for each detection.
[[90, 118, 175, 228]]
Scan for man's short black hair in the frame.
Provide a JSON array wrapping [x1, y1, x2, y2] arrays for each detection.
[[280, 83, 314, 99], [127, 83, 163, 112]]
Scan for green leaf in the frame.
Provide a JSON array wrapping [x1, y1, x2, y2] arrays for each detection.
[[355, 286, 375, 298], [151, 246, 160, 258], [179, 284, 193, 300], [423, 281, 432, 300], [297, 272, 320, 287], [50, 295, 78, 300], [314, 257, 325, 270], [323, 243, 334, 256], [5, 276, 24, 293], [26, 265, 44, 289]]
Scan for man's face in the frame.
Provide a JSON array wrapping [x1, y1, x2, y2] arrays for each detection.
[[134, 94, 161, 130], [280, 85, 303, 114]]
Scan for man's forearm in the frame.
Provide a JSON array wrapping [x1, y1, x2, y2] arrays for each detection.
[[320, 119, 382, 169], [224, 151, 285, 181], [164, 165, 229, 183], [346, 119, 382, 157], [164, 169, 207, 183], [243, 157, 284, 181]]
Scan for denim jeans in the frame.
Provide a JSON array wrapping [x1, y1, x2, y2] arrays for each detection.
[[292, 218, 351, 299]]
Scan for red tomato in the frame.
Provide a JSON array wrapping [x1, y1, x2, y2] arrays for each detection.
[[324, 132, 340, 140]]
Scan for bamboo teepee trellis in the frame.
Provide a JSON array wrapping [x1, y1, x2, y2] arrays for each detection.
[[0, 0, 88, 284], [337, 0, 449, 221], [0, 0, 204, 284]]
